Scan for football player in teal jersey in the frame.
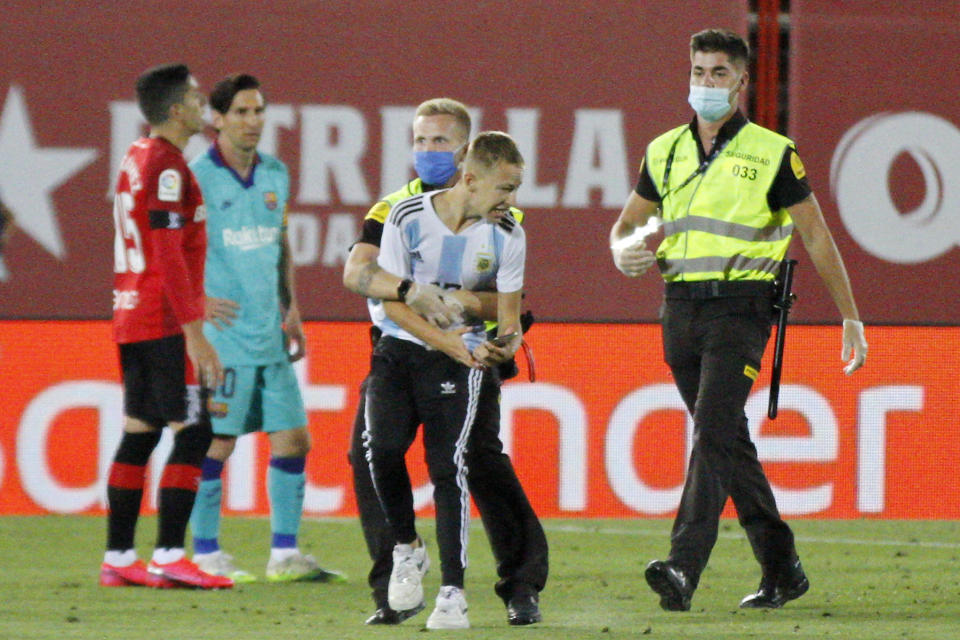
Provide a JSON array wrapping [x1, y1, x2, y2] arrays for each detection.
[[188, 74, 343, 584]]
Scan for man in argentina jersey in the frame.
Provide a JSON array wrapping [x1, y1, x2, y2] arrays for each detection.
[[364, 132, 527, 630], [343, 98, 546, 628], [187, 74, 342, 584]]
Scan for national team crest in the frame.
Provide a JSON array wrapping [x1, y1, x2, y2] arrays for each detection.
[[263, 191, 279, 211], [475, 252, 493, 272]]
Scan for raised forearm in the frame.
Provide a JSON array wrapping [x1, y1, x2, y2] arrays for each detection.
[[343, 242, 404, 300]]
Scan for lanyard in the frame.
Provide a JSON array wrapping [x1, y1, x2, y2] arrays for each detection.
[[660, 130, 732, 200]]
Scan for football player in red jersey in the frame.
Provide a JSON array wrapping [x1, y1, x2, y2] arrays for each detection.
[[100, 63, 231, 590]]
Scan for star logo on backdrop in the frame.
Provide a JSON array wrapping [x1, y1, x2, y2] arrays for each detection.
[[0, 85, 98, 280]]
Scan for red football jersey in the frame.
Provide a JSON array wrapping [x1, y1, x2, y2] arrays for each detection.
[[112, 136, 206, 343]]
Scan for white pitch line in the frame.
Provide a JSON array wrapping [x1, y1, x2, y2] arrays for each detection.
[[541, 522, 960, 550], [314, 517, 960, 550]]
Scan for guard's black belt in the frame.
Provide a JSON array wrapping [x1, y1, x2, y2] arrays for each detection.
[[665, 280, 773, 299]]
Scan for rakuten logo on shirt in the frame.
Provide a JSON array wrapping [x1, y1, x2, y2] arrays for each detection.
[[222, 226, 280, 250]]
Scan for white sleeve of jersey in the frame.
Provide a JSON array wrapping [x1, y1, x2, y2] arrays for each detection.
[[377, 214, 410, 281], [496, 225, 526, 293]]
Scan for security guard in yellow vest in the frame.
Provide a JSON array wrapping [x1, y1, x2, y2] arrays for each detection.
[[343, 98, 546, 627], [610, 29, 868, 612]]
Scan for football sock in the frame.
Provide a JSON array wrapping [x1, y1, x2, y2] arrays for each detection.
[[270, 547, 298, 563], [268, 456, 306, 551], [151, 547, 185, 564], [103, 549, 137, 567], [106, 430, 161, 551], [156, 424, 211, 550], [189, 457, 225, 554]]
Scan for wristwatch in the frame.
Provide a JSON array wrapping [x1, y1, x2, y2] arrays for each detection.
[[397, 278, 414, 302]]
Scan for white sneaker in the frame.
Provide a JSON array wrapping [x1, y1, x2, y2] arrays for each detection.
[[426, 585, 469, 630], [193, 550, 256, 583], [265, 550, 346, 583], [388, 541, 430, 611]]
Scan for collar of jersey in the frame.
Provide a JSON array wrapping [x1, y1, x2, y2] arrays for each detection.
[[208, 141, 260, 189]]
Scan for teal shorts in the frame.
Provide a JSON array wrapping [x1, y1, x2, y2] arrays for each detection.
[[206, 361, 307, 436]]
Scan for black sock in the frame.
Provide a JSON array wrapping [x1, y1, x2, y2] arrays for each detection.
[[106, 430, 161, 551], [156, 423, 211, 550]]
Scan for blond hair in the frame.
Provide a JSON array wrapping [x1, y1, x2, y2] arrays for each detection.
[[415, 98, 471, 139]]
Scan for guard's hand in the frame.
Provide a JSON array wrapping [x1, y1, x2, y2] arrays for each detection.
[[611, 241, 657, 278], [439, 289, 481, 320], [406, 282, 463, 329], [841, 318, 867, 375], [205, 296, 239, 331]]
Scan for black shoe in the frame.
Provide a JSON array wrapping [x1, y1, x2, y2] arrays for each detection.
[[739, 560, 810, 609], [644, 560, 693, 612], [507, 593, 542, 625], [364, 602, 425, 625]]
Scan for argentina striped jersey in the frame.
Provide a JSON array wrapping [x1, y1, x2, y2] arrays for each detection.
[[376, 190, 526, 351]]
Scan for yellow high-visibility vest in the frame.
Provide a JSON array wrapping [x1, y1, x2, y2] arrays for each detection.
[[645, 122, 795, 282]]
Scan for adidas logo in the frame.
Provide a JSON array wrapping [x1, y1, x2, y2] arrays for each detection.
[[440, 381, 456, 395]]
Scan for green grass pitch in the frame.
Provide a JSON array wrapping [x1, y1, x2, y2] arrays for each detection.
[[0, 516, 957, 639]]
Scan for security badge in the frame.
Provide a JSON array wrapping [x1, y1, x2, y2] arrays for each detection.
[[790, 151, 806, 180]]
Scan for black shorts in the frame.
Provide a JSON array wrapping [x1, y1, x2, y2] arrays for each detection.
[[118, 334, 201, 428]]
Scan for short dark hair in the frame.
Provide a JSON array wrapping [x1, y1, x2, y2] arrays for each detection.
[[135, 63, 192, 125], [209, 74, 262, 114], [466, 131, 524, 172], [690, 28, 750, 68]]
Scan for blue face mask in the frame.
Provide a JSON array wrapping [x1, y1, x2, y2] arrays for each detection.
[[687, 83, 737, 122], [414, 150, 458, 186]]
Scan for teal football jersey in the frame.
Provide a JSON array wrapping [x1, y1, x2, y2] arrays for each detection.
[[191, 145, 289, 365]]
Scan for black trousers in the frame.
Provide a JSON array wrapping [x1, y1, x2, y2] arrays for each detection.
[[351, 337, 547, 604], [662, 295, 797, 588]]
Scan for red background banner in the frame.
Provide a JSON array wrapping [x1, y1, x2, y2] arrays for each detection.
[[1, 321, 955, 519], [788, 0, 960, 323], [0, 2, 744, 323], [1, 3, 956, 524], [7, 2, 958, 324]]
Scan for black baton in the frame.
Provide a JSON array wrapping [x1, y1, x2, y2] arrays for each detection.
[[768, 259, 798, 419]]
